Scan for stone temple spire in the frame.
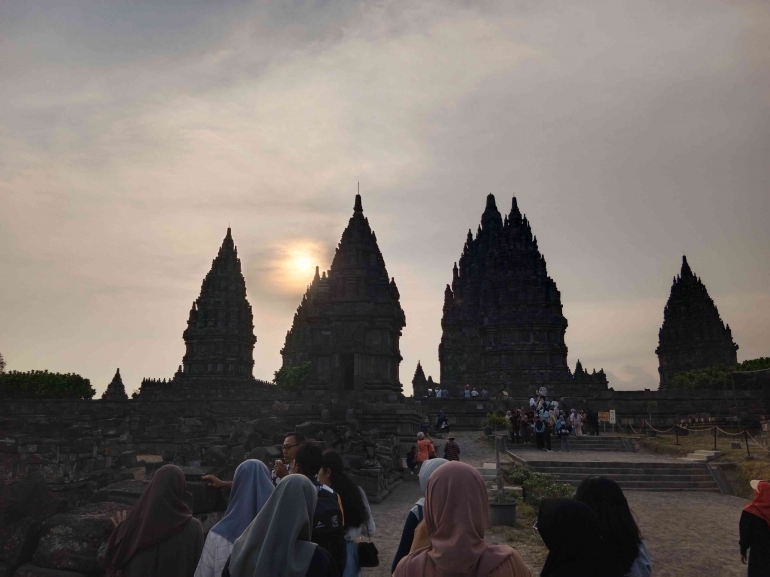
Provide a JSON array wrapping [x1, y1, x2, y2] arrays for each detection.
[[439, 193, 607, 396], [181, 228, 257, 378], [281, 194, 406, 396], [656, 255, 738, 389], [102, 368, 128, 401]]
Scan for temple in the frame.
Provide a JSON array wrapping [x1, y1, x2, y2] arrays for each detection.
[[280, 194, 406, 396], [656, 256, 739, 389], [138, 228, 266, 399], [437, 193, 607, 397], [101, 368, 128, 401]]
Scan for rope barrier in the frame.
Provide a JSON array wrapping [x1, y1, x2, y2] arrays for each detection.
[[715, 426, 746, 437], [745, 431, 770, 454], [642, 421, 679, 434]]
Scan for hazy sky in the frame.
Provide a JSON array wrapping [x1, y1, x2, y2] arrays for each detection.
[[1, 1, 768, 397]]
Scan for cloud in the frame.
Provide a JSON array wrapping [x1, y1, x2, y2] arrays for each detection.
[[1, 0, 768, 396]]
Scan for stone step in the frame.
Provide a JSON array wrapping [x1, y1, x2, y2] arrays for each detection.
[[524, 459, 720, 491], [523, 460, 706, 469], [529, 466, 712, 476]]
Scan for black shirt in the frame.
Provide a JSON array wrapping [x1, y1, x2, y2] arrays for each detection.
[[740, 510, 770, 577]]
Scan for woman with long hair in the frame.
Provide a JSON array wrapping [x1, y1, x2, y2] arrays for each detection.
[[100, 464, 203, 577], [537, 498, 603, 577], [318, 451, 375, 577], [226, 474, 338, 577], [195, 460, 274, 577], [393, 461, 529, 577], [575, 476, 650, 577], [740, 479, 770, 576]]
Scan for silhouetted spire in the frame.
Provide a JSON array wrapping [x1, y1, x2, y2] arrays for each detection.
[[354, 194, 363, 213], [102, 368, 128, 401]]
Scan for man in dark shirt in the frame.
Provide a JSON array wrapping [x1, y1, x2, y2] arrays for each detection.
[[443, 435, 460, 461]]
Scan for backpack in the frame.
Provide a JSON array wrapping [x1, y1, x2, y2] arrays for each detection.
[[313, 487, 346, 574]]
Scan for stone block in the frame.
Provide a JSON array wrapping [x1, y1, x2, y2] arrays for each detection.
[[246, 447, 269, 464], [0, 473, 60, 524], [201, 446, 229, 467], [0, 517, 41, 568], [32, 502, 124, 574], [266, 446, 282, 459], [118, 451, 136, 468], [12, 564, 86, 577], [90, 480, 148, 506], [227, 446, 245, 466]]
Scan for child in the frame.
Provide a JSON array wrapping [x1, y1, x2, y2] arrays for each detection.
[[406, 445, 417, 474]]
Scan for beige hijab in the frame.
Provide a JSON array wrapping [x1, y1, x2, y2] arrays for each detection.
[[395, 462, 529, 577]]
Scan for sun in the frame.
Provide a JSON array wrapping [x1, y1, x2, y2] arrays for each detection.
[[294, 256, 313, 272]]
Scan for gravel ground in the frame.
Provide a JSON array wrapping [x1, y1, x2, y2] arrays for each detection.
[[362, 432, 749, 577]]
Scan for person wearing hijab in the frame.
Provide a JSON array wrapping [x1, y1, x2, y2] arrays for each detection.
[[195, 460, 274, 577], [537, 498, 603, 577], [394, 461, 529, 577], [575, 477, 650, 577], [226, 474, 338, 577], [100, 464, 203, 577], [740, 479, 770, 576], [391, 458, 449, 573]]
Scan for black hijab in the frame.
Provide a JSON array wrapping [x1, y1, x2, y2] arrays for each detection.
[[538, 498, 604, 577], [103, 464, 192, 576]]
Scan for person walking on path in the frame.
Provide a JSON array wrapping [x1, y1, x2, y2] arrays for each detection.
[[557, 418, 571, 453], [391, 458, 449, 573], [195, 460, 274, 577], [318, 451, 376, 577], [416, 432, 436, 468], [520, 413, 530, 445], [534, 418, 545, 450], [571, 409, 583, 438], [225, 474, 339, 577], [393, 461, 530, 577], [740, 479, 770, 577], [576, 476, 651, 577], [101, 464, 203, 577], [536, 498, 603, 577], [406, 446, 417, 474], [443, 435, 461, 461]]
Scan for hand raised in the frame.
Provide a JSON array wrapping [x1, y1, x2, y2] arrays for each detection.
[[110, 510, 127, 528], [202, 475, 228, 489]]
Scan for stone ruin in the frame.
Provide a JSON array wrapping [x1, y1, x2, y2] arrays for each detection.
[[0, 404, 404, 577]]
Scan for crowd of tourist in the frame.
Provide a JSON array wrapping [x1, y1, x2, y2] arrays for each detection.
[[503, 396, 601, 452], [96, 425, 770, 577]]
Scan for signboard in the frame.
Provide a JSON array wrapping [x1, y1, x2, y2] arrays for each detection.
[[598, 411, 610, 422], [609, 410, 616, 425]]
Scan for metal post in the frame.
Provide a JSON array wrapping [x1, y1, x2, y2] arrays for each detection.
[[675, 425, 680, 446], [714, 426, 717, 451], [745, 430, 751, 458]]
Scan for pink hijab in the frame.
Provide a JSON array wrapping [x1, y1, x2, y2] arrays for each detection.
[[394, 461, 519, 577]]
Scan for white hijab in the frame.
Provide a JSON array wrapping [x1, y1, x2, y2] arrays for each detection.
[[415, 458, 448, 507]]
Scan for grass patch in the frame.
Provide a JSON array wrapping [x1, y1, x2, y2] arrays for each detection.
[[637, 431, 770, 498], [488, 500, 548, 572]]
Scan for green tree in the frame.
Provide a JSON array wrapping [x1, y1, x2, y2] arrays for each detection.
[[670, 357, 770, 390], [0, 370, 96, 400], [0, 351, 5, 374], [273, 361, 312, 390]]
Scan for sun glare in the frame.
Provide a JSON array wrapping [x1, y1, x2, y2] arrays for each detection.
[[294, 256, 313, 272]]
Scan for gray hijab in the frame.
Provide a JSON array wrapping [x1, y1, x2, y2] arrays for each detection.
[[229, 474, 318, 577], [416, 458, 448, 507]]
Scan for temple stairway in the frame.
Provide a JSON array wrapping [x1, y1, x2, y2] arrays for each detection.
[[522, 460, 721, 491]]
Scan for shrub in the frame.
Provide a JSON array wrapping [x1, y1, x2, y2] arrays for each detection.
[[484, 413, 508, 430], [274, 361, 312, 389], [504, 464, 574, 506], [0, 370, 95, 400]]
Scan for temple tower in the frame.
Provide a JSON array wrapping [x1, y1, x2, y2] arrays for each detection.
[[181, 228, 257, 379], [656, 256, 739, 389], [439, 194, 606, 396], [101, 368, 128, 401], [280, 195, 406, 396]]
